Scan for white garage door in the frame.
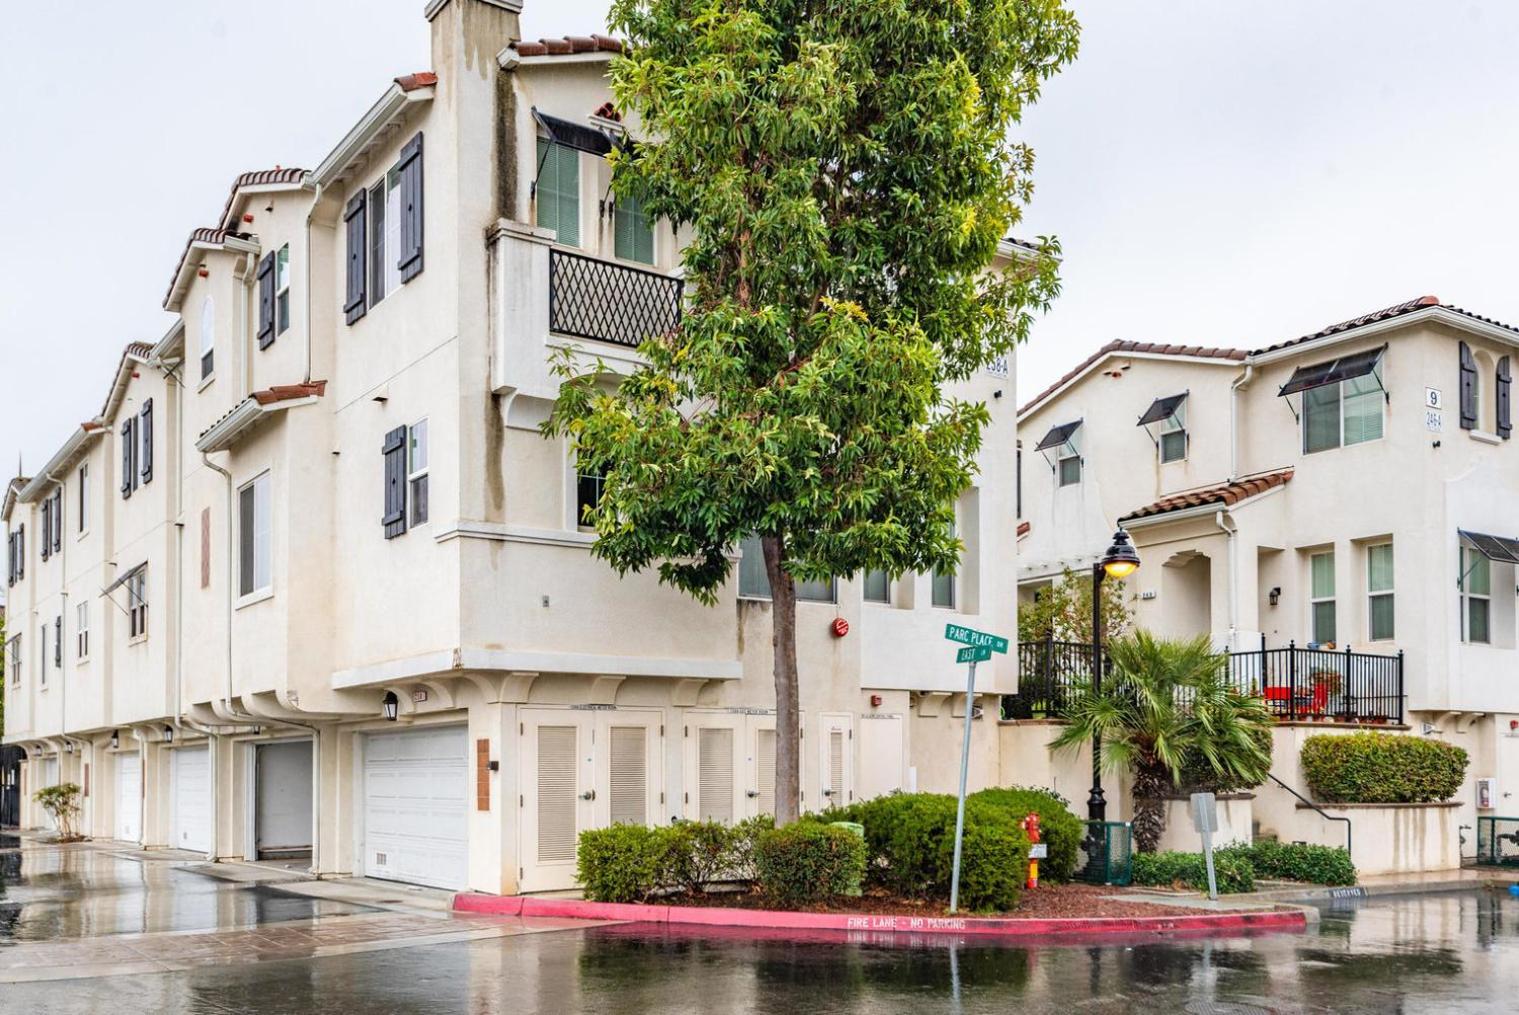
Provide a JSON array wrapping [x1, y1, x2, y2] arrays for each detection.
[[171, 746, 211, 853], [363, 726, 468, 890], [116, 753, 142, 843]]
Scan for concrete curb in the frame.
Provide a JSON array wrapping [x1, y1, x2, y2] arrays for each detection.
[[452, 894, 1308, 939]]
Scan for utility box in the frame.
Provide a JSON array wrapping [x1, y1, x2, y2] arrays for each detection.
[[1478, 778, 1496, 810]]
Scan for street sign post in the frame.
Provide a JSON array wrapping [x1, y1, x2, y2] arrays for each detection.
[[1191, 791, 1219, 900], [946, 624, 1008, 913]]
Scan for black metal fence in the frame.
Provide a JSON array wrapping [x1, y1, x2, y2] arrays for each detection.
[[548, 247, 684, 348], [1005, 637, 1404, 725]]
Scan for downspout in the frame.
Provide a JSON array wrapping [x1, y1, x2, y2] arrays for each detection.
[[303, 187, 320, 384], [238, 251, 257, 400], [1229, 363, 1255, 482], [200, 449, 235, 861], [1215, 510, 1239, 651]]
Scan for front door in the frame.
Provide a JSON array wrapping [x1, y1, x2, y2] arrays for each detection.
[[115, 752, 142, 842]]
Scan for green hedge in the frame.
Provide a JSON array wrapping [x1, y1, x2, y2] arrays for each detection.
[[1131, 849, 1255, 894], [835, 793, 1031, 911], [753, 822, 867, 906], [966, 786, 1083, 883], [1237, 840, 1356, 886], [576, 824, 668, 903], [1300, 732, 1468, 803]]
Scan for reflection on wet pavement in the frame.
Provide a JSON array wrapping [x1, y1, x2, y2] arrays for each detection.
[[7, 884, 1519, 1013], [0, 845, 368, 942]]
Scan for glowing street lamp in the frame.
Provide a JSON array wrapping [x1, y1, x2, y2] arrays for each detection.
[[1088, 529, 1140, 845]]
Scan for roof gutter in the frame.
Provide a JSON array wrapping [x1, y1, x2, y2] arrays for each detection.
[[1249, 306, 1519, 366], [17, 424, 105, 502], [311, 84, 435, 188]]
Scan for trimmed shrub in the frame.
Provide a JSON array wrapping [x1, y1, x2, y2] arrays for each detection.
[[951, 821, 1030, 912], [1131, 849, 1254, 894], [729, 814, 776, 882], [1300, 732, 1468, 803], [967, 786, 1083, 882], [753, 822, 867, 907], [658, 820, 739, 894], [1243, 840, 1356, 886], [577, 824, 666, 903]]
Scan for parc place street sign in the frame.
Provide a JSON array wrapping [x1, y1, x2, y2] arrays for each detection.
[[942, 621, 1008, 914]]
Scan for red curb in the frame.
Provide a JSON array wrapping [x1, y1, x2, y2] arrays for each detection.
[[452, 894, 1307, 939]]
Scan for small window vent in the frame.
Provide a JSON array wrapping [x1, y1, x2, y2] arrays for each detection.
[[374, 851, 388, 866]]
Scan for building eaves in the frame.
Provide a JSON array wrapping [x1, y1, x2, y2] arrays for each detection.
[[162, 227, 258, 312], [100, 342, 158, 422], [215, 167, 309, 231], [1019, 340, 1249, 419], [1254, 295, 1519, 356], [2, 477, 29, 523], [510, 34, 623, 59], [311, 77, 436, 188], [18, 423, 107, 502], [196, 381, 327, 454], [1120, 468, 1294, 524]]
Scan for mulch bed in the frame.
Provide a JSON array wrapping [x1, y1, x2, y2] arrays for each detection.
[[662, 882, 1275, 920]]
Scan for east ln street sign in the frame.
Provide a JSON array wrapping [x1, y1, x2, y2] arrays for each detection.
[[944, 624, 1009, 654], [956, 645, 993, 664]]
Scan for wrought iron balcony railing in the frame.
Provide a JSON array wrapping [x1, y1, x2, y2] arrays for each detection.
[[548, 247, 683, 348]]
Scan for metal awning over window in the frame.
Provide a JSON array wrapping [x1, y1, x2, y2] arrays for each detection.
[[1278, 345, 1388, 397], [1137, 393, 1187, 426], [101, 561, 146, 596], [1035, 420, 1082, 452], [1459, 529, 1519, 564], [532, 108, 616, 157]]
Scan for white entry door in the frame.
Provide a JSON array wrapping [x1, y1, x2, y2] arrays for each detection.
[[115, 753, 142, 843], [519, 709, 594, 893], [856, 715, 905, 802], [171, 746, 211, 853], [362, 726, 468, 890], [687, 712, 802, 822], [817, 713, 854, 809]]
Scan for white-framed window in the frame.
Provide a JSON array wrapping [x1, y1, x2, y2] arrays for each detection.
[[932, 518, 957, 609], [76, 600, 89, 661], [1303, 366, 1384, 454], [1366, 542, 1394, 641], [238, 473, 272, 599], [77, 463, 89, 534], [200, 294, 215, 379], [737, 534, 835, 602], [38, 623, 48, 687], [1462, 546, 1491, 644], [128, 568, 148, 639], [863, 570, 890, 604], [1159, 409, 1187, 464], [408, 420, 429, 527], [1310, 550, 1336, 644], [536, 140, 580, 246], [7, 635, 18, 686], [368, 168, 403, 307], [614, 193, 655, 264], [574, 453, 603, 530], [1057, 443, 1081, 486], [275, 244, 292, 334]]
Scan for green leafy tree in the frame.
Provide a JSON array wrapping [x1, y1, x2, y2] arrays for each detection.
[[546, 1, 1079, 822], [1049, 632, 1273, 852], [1017, 565, 1134, 644], [34, 782, 83, 841]]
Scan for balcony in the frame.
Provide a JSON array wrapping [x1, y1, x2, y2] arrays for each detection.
[[488, 220, 684, 399], [1005, 638, 1404, 725]]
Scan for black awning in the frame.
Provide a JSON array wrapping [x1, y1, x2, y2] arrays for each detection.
[[1035, 420, 1082, 451], [101, 562, 145, 595], [1278, 345, 1387, 397], [533, 108, 614, 157], [1138, 393, 1187, 426], [1460, 529, 1519, 564]]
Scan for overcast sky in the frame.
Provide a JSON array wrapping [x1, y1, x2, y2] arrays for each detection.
[[3, 1, 1517, 480]]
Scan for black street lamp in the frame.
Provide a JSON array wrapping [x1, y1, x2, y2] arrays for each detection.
[[1087, 529, 1140, 832], [382, 692, 400, 722]]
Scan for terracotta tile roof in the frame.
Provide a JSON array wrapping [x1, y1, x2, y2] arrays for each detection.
[[162, 228, 254, 310], [512, 34, 623, 57], [592, 101, 621, 122], [395, 71, 437, 92], [217, 166, 308, 229], [251, 380, 327, 406], [1257, 295, 1519, 355], [1020, 340, 1249, 416], [1121, 468, 1294, 523]]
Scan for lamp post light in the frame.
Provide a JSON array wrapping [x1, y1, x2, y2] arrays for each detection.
[[1087, 529, 1140, 851], [382, 692, 400, 722]]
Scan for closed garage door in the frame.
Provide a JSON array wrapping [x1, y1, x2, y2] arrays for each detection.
[[116, 753, 142, 843], [363, 726, 468, 890], [171, 746, 211, 853]]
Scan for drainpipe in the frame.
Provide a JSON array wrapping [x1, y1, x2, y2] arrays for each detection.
[[1229, 364, 1255, 482], [1215, 510, 1239, 651], [303, 187, 319, 384], [238, 251, 256, 400]]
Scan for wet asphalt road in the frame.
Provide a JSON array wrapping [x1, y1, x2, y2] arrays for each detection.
[[6, 840, 1519, 1013]]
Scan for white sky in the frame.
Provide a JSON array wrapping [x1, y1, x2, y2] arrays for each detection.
[[3, 1, 1517, 480]]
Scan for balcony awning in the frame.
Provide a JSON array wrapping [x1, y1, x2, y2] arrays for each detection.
[[1278, 345, 1387, 397], [532, 109, 615, 157], [1035, 420, 1082, 452], [1459, 529, 1519, 564], [101, 561, 145, 596], [1137, 392, 1187, 426]]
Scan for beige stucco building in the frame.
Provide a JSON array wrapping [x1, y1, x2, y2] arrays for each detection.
[[1017, 296, 1519, 860], [3, 0, 1022, 895]]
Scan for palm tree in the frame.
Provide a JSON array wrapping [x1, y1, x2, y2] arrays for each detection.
[[1049, 631, 1274, 853]]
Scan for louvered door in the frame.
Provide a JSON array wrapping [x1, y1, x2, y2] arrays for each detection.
[[818, 713, 853, 809], [595, 711, 662, 829], [519, 709, 593, 892]]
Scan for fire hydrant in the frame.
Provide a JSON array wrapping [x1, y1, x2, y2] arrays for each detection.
[[1023, 812, 1042, 889]]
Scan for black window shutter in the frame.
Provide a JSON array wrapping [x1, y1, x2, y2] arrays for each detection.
[[16, 525, 22, 580], [398, 132, 424, 283], [1459, 341, 1477, 430], [344, 190, 368, 324], [7, 531, 14, 586], [40, 500, 50, 561], [120, 419, 134, 498], [54, 616, 60, 667], [257, 253, 276, 348], [382, 426, 408, 539], [1498, 356, 1512, 439], [140, 399, 154, 484], [51, 489, 61, 554]]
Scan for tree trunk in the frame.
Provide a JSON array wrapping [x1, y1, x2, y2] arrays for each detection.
[[1131, 759, 1171, 854], [761, 533, 801, 825]]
